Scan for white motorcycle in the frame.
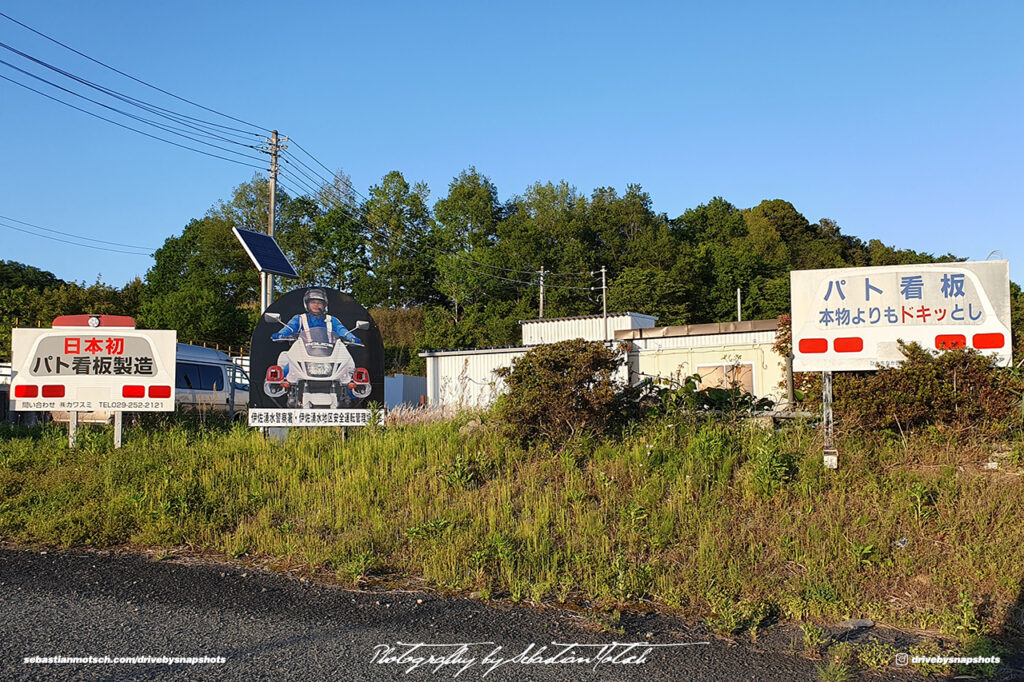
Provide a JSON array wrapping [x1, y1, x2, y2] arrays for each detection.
[[263, 313, 372, 409]]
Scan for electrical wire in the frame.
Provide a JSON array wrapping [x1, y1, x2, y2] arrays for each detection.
[[0, 73, 266, 169], [0, 220, 152, 256], [0, 11, 602, 296], [0, 58, 268, 164], [0, 41, 260, 147], [0, 10, 268, 135], [279, 158, 351, 208], [0, 214, 157, 250]]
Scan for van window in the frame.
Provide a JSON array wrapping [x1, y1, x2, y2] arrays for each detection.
[[176, 362, 201, 390], [230, 365, 249, 392], [198, 365, 225, 391]]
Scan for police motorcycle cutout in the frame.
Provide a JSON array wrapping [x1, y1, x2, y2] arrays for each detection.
[[261, 289, 372, 409]]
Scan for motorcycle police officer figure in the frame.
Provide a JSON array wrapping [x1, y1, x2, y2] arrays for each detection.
[[271, 288, 361, 390]]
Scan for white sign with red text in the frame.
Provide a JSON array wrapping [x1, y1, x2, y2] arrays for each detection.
[[791, 261, 1011, 372], [10, 328, 177, 411]]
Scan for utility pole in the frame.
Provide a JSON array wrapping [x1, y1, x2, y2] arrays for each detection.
[[538, 267, 545, 318], [601, 265, 608, 340], [259, 130, 288, 312]]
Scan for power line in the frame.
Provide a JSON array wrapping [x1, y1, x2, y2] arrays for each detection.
[[0, 10, 268, 134], [0, 57, 267, 164], [0, 214, 157, 250], [0, 220, 152, 256], [279, 158, 352, 209], [280, 149, 341, 189], [0, 41, 260, 146], [0, 72, 266, 169]]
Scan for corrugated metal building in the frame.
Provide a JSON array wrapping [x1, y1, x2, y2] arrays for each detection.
[[419, 315, 785, 408], [521, 312, 657, 345], [420, 347, 528, 409]]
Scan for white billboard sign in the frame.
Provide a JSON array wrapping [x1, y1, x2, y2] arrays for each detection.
[[791, 260, 1011, 372], [10, 328, 177, 412]]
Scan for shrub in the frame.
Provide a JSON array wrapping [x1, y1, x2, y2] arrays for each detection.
[[492, 339, 626, 445], [777, 310, 1024, 436], [836, 343, 1023, 435]]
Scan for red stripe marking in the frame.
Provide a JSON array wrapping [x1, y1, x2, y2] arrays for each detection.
[[834, 337, 864, 353], [149, 385, 172, 399], [123, 385, 145, 398], [14, 385, 38, 398], [41, 385, 65, 398], [799, 338, 828, 353], [935, 334, 966, 350], [973, 333, 1004, 349]]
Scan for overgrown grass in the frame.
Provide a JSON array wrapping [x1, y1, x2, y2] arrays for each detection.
[[1, 413, 1022, 676]]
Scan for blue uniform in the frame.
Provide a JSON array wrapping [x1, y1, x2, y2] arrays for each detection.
[[272, 313, 361, 344]]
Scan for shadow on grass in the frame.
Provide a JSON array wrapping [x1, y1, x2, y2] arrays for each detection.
[[1001, 581, 1024, 672]]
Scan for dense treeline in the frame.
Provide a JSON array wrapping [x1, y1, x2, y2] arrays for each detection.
[[3, 168, 1021, 368]]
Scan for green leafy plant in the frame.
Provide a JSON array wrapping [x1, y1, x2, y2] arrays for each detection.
[[855, 640, 896, 670], [492, 339, 627, 445], [801, 622, 826, 654]]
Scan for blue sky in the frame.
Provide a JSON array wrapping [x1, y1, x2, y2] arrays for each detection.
[[1, 1, 1022, 287]]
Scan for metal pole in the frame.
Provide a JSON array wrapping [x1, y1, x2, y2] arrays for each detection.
[[785, 353, 795, 408], [737, 287, 742, 322], [601, 266, 608, 341], [68, 410, 78, 449], [113, 411, 122, 449], [822, 371, 837, 469], [538, 267, 545, 318], [266, 130, 279, 309]]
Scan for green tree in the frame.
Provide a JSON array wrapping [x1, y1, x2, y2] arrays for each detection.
[[356, 171, 441, 307], [0, 260, 64, 290], [138, 214, 255, 347]]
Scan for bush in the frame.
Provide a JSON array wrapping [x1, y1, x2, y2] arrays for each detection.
[[492, 339, 626, 445], [836, 343, 1023, 436], [776, 311, 1023, 436]]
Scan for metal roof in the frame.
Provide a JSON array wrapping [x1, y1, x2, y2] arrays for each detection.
[[418, 345, 529, 358], [615, 319, 778, 340], [519, 311, 657, 325]]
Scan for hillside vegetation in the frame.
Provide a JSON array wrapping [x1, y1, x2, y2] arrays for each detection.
[[7, 169, 1022, 368]]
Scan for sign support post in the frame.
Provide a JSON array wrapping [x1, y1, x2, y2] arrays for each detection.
[[68, 410, 78, 449], [113, 411, 123, 449], [822, 371, 837, 469]]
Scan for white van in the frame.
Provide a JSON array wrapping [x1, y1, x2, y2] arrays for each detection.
[[173, 344, 249, 418], [50, 343, 249, 423]]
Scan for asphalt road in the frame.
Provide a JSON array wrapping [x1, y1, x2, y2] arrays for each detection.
[[0, 547, 937, 681]]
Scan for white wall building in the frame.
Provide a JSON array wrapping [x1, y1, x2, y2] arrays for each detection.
[[419, 314, 786, 409], [521, 312, 657, 345]]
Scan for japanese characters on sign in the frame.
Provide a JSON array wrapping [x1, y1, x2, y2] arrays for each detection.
[[791, 261, 1011, 372], [28, 335, 157, 377], [10, 328, 177, 412], [248, 408, 379, 426]]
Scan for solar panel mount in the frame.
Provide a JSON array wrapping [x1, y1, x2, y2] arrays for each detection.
[[232, 227, 299, 278]]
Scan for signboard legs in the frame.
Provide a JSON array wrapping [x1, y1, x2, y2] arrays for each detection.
[[68, 411, 78, 449], [114, 411, 123, 449], [822, 371, 838, 469]]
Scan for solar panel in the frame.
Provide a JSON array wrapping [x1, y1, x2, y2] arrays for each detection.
[[232, 228, 299, 278]]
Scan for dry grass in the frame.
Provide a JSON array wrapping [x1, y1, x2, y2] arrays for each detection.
[[1, 413, 1022, 660]]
